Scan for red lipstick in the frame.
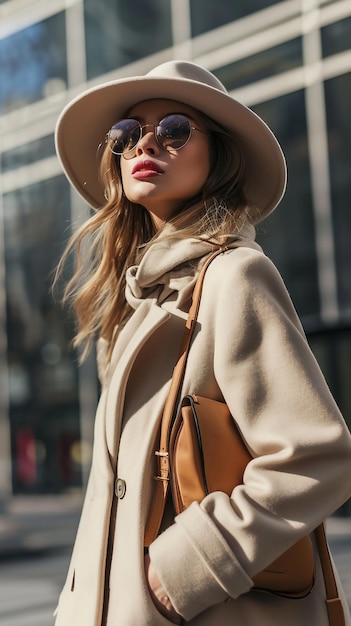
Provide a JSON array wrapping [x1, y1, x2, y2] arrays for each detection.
[[132, 160, 164, 178]]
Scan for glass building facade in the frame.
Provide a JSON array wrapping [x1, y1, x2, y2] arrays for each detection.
[[1, 0, 350, 507]]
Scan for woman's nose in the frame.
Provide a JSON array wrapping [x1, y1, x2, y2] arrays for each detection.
[[135, 126, 159, 155]]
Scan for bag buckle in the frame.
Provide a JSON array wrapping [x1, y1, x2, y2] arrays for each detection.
[[154, 450, 169, 481]]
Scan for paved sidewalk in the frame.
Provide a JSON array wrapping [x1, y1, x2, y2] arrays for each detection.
[[0, 494, 83, 555]]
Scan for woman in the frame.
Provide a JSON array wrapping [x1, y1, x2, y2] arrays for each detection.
[[54, 60, 351, 625]]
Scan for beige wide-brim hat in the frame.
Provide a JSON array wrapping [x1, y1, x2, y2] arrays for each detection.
[[55, 60, 287, 222]]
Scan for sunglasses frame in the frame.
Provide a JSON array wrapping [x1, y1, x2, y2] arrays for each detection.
[[107, 114, 207, 158]]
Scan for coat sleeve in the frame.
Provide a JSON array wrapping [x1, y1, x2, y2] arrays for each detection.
[[148, 247, 351, 621]]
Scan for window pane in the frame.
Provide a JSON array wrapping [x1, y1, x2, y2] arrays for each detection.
[[307, 328, 351, 514], [0, 14, 67, 114], [254, 91, 319, 318], [3, 177, 81, 493], [1, 135, 55, 173], [324, 73, 351, 312], [308, 328, 351, 431], [321, 17, 351, 57], [84, 0, 172, 80], [213, 38, 302, 91], [190, 0, 281, 36]]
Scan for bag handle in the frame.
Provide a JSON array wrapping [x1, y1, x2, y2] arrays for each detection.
[[144, 247, 226, 544], [315, 524, 345, 626], [143, 247, 345, 626]]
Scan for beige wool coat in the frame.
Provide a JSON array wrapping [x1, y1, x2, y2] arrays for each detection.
[[54, 233, 351, 626]]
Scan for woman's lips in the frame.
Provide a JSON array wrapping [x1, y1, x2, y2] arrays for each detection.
[[132, 160, 164, 179]]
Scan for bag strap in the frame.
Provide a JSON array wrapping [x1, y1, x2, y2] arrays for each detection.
[[143, 247, 345, 626], [315, 524, 345, 626], [144, 247, 226, 545]]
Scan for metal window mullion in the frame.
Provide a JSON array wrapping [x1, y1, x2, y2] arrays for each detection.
[[302, 0, 339, 322], [196, 15, 303, 70], [170, 0, 192, 59], [0, 0, 71, 38], [192, 0, 301, 58], [1, 157, 62, 194], [65, 0, 97, 488], [65, 0, 87, 88]]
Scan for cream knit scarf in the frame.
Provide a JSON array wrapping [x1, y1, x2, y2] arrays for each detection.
[[125, 222, 261, 312]]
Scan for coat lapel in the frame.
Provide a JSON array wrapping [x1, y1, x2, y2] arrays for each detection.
[[103, 299, 170, 472]]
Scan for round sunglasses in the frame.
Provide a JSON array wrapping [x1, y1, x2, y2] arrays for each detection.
[[107, 114, 207, 158]]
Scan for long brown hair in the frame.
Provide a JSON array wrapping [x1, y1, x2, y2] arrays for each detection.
[[55, 112, 257, 360]]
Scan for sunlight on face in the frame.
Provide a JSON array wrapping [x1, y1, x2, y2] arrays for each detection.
[[119, 99, 211, 228]]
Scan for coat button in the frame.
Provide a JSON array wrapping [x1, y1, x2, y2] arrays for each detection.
[[115, 478, 126, 499]]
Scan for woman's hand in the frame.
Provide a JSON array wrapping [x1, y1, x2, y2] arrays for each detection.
[[144, 552, 183, 624]]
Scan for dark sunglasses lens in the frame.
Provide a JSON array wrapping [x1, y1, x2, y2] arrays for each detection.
[[108, 119, 140, 154], [157, 115, 191, 150]]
